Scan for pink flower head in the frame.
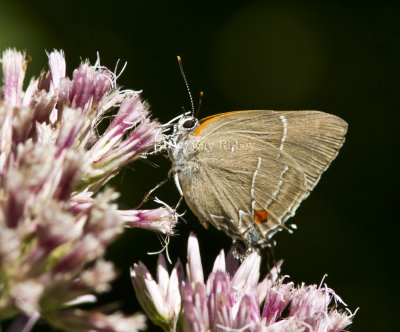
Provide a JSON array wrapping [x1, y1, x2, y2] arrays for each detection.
[[0, 48, 175, 332], [133, 233, 356, 332], [131, 255, 183, 331], [183, 234, 264, 331], [120, 205, 177, 235]]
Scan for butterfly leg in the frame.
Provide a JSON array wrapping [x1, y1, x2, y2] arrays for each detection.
[[136, 177, 169, 208]]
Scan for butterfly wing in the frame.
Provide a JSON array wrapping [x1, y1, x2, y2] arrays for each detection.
[[177, 110, 347, 247], [196, 110, 348, 192]]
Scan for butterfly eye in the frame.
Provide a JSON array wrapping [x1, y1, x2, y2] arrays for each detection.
[[182, 118, 197, 129]]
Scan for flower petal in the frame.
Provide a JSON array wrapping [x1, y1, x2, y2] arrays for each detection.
[[1, 49, 26, 106], [186, 233, 204, 285], [211, 249, 226, 274], [157, 254, 169, 299], [231, 252, 260, 299]]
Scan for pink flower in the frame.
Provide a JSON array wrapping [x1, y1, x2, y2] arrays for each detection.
[[133, 234, 356, 332], [0, 48, 176, 332], [131, 255, 183, 331], [120, 206, 177, 235], [84, 93, 162, 191]]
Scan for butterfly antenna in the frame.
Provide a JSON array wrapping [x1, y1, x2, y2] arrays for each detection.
[[177, 56, 195, 116], [195, 91, 204, 118]]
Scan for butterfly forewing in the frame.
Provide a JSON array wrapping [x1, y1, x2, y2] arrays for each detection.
[[196, 110, 347, 192]]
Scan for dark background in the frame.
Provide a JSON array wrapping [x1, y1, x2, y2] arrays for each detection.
[[1, 1, 398, 331]]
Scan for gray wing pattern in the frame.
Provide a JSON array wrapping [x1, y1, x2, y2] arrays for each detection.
[[185, 110, 347, 246], [197, 110, 347, 192], [191, 131, 307, 245]]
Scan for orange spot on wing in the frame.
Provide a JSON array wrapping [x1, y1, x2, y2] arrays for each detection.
[[194, 110, 251, 136], [254, 210, 269, 224]]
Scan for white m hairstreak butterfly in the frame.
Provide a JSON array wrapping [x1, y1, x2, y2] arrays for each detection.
[[165, 57, 347, 253]]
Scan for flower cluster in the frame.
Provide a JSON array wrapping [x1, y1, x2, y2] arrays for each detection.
[[0, 49, 177, 331], [132, 234, 355, 332]]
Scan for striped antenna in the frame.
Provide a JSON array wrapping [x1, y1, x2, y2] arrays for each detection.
[[177, 56, 195, 116]]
